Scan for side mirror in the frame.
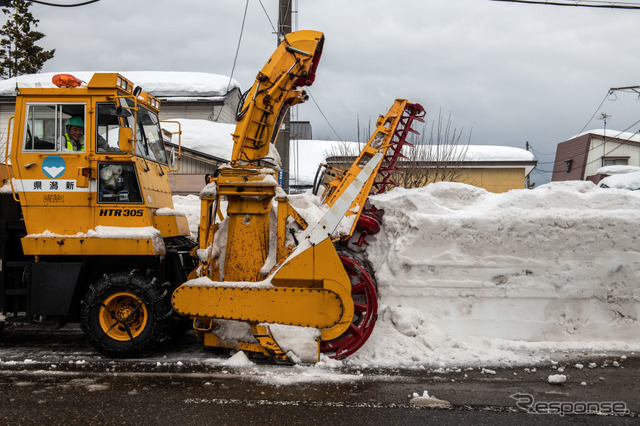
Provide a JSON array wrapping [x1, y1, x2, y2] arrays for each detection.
[[118, 127, 134, 153], [169, 146, 179, 171]]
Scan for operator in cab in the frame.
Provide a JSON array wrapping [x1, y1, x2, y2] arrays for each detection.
[[64, 116, 85, 152]]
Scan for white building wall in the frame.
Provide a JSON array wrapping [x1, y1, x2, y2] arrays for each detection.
[[0, 104, 15, 157], [586, 136, 640, 177]]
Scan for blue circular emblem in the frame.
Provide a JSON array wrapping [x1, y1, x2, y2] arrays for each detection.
[[42, 155, 66, 179]]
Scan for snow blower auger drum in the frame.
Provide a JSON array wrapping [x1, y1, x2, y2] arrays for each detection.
[[319, 251, 378, 359]]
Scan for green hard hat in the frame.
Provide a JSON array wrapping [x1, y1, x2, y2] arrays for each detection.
[[67, 116, 84, 128]]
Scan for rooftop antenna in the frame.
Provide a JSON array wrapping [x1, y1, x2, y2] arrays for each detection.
[[598, 112, 611, 161]]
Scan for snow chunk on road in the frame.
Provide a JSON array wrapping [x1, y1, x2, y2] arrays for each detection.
[[409, 390, 452, 408], [222, 351, 253, 367], [548, 374, 567, 384]]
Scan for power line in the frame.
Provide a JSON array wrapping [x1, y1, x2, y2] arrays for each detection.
[[306, 88, 343, 142], [528, 144, 556, 156], [578, 91, 610, 134], [10, 0, 100, 6], [257, 0, 276, 33], [490, 0, 640, 9], [538, 120, 640, 169], [225, 0, 250, 95]]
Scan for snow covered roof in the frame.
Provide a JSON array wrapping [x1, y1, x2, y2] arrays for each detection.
[[418, 144, 535, 162], [0, 71, 241, 99], [162, 119, 235, 160], [595, 165, 640, 175], [158, 121, 536, 185], [293, 140, 535, 185], [569, 128, 640, 143], [300, 141, 534, 162]]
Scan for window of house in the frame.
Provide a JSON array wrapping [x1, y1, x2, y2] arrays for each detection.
[[98, 163, 143, 203], [23, 103, 86, 152], [602, 157, 629, 167]]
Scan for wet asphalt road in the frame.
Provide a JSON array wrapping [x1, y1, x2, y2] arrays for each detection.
[[0, 326, 637, 425]]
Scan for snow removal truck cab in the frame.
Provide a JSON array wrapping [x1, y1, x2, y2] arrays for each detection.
[[0, 72, 196, 356]]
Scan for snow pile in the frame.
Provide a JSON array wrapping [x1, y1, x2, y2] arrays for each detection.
[[343, 180, 640, 367], [598, 171, 640, 190], [171, 194, 201, 238], [596, 165, 640, 190], [409, 390, 452, 408], [171, 180, 640, 368]]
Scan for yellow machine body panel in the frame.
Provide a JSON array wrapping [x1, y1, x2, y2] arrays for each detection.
[[7, 73, 189, 256], [21, 235, 163, 256], [172, 239, 354, 341]]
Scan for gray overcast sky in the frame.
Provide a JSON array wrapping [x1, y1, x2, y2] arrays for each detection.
[[23, 0, 640, 183]]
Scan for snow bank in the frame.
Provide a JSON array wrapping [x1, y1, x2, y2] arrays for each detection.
[[172, 194, 201, 238], [347, 181, 640, 365], [173, 180, 640, 368], [599, 171, 640, 190]]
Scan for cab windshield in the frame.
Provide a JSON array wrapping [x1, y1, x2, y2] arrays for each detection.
[[121, 98, 167, 164]]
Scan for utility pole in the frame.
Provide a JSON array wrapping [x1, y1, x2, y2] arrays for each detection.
[[525, 141, 530, 189], [275, 0, 292, 192], [598, 112, 611, 163]]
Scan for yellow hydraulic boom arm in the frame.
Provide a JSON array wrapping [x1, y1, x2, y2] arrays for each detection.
[[230, 30, 324, 165]]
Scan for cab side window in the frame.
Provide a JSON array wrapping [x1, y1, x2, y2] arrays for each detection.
[[23, 104, 86, 152], [96, 103, 124, 153], [98, 163, 143, 204]]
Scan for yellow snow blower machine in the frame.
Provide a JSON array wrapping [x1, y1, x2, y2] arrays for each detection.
[[0, 30, 425, 363], [171, 30, 425, 363]]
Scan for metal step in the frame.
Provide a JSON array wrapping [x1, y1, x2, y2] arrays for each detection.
[[5, 315, 30, 323], [4, 289, 28, 296], [6, 261, 31, 268]]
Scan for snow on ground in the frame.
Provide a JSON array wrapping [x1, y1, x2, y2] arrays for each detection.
[[599, 171, 640, 190], [171, 180, 640, 369], [171, 194, 201, 238]]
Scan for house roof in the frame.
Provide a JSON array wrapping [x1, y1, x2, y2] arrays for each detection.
[[0, 71, 241, 99], [569, 129, 640, 143]]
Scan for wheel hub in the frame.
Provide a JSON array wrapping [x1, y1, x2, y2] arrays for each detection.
[[99, 292, 149, 342]]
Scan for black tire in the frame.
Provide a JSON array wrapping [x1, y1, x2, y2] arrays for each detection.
[[80, 271, 172, 358]]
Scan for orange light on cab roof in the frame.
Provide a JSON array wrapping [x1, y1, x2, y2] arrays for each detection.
[[52, 74, 84, 88]]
